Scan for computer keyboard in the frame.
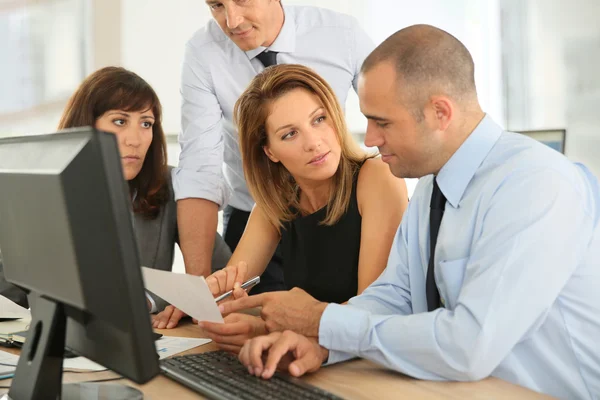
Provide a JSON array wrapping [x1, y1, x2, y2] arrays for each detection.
[[160, 350, 345, 400]]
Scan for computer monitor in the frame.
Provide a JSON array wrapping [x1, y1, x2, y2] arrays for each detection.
[[517, 129, 567, 154], [0, 128, 159, 399]]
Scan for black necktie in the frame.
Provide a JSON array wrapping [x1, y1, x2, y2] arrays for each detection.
[[426, 178, 446, 311], [256, 50, 278, 68]]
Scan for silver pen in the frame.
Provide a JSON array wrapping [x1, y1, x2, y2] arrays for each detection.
[[214, 276, 260, 302]]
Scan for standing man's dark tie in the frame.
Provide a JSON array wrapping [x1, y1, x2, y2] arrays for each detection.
[[426, 178, 446, 311], [256, 50, 278, 68]]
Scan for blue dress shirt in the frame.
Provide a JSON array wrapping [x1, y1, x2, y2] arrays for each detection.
[[319, 115, 600, 399]]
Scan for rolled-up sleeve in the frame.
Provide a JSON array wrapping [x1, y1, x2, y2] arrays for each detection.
[[173, 43, 231, 208]]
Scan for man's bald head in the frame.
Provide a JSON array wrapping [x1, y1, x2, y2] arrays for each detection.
[[361, 25, 477, 120]]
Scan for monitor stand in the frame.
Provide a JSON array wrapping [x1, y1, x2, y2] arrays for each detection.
[[1, 296, 144, 400]]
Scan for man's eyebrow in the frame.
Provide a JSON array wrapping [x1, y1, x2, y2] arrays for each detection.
[[364, 114, 389, 122]]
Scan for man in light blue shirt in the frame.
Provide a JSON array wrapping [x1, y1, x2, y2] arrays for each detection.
[[229, 24, 600, 399]]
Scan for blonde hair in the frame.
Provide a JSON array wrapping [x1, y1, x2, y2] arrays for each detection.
[[234, 64, 373, 230]]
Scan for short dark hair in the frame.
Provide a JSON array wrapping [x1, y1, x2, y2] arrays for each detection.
[[361, 24, 477, 119], [58, 66, 168, 218]]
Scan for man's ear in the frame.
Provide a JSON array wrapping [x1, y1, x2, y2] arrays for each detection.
[[263, 146, 280, 163], [429, 95, 453, 131]]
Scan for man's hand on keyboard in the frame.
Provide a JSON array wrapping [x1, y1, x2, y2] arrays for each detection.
[[238, 330, 329, 379], [199, 313, 267, 354]]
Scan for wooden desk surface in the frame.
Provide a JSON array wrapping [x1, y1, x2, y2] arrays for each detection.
[[0, 323, 552, 399]]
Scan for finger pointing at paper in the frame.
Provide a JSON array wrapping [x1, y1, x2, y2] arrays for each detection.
[[218, 287, 328, 337]]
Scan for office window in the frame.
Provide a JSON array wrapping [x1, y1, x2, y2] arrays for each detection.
[[500, 0, 600, 175], [0, 0, 89, 136]]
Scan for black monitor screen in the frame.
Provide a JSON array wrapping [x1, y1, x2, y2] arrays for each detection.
[[0, 128, 159, 397]]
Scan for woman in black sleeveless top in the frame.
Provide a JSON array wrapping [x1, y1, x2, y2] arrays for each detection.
[[280, 167, 363, 303], [201, 64, 408, 353]]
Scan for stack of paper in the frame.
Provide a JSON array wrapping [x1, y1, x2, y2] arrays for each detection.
[[0, 318, 31, 344]]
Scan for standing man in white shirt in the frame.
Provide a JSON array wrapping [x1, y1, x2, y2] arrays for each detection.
[[155, 0, 374, 327]]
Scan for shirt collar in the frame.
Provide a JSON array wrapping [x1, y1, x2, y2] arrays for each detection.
[[436, 114, 503, 208], [246, 5, 296, 60]]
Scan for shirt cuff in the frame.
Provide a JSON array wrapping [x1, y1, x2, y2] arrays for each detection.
[[146, 292, 157, 314], [319, 303, 369, 364], [324, 348, 356, 366]]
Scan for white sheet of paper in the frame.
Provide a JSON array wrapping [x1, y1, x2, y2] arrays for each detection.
[[155, 336, 211, 359], [0, 295, 30, 319], [63, 357, 106, 372], [142, 267, 223, 323]]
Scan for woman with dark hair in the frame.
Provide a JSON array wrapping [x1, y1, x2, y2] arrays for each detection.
[[0, 66, 231, 317], [58, 66, 169, 220]]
